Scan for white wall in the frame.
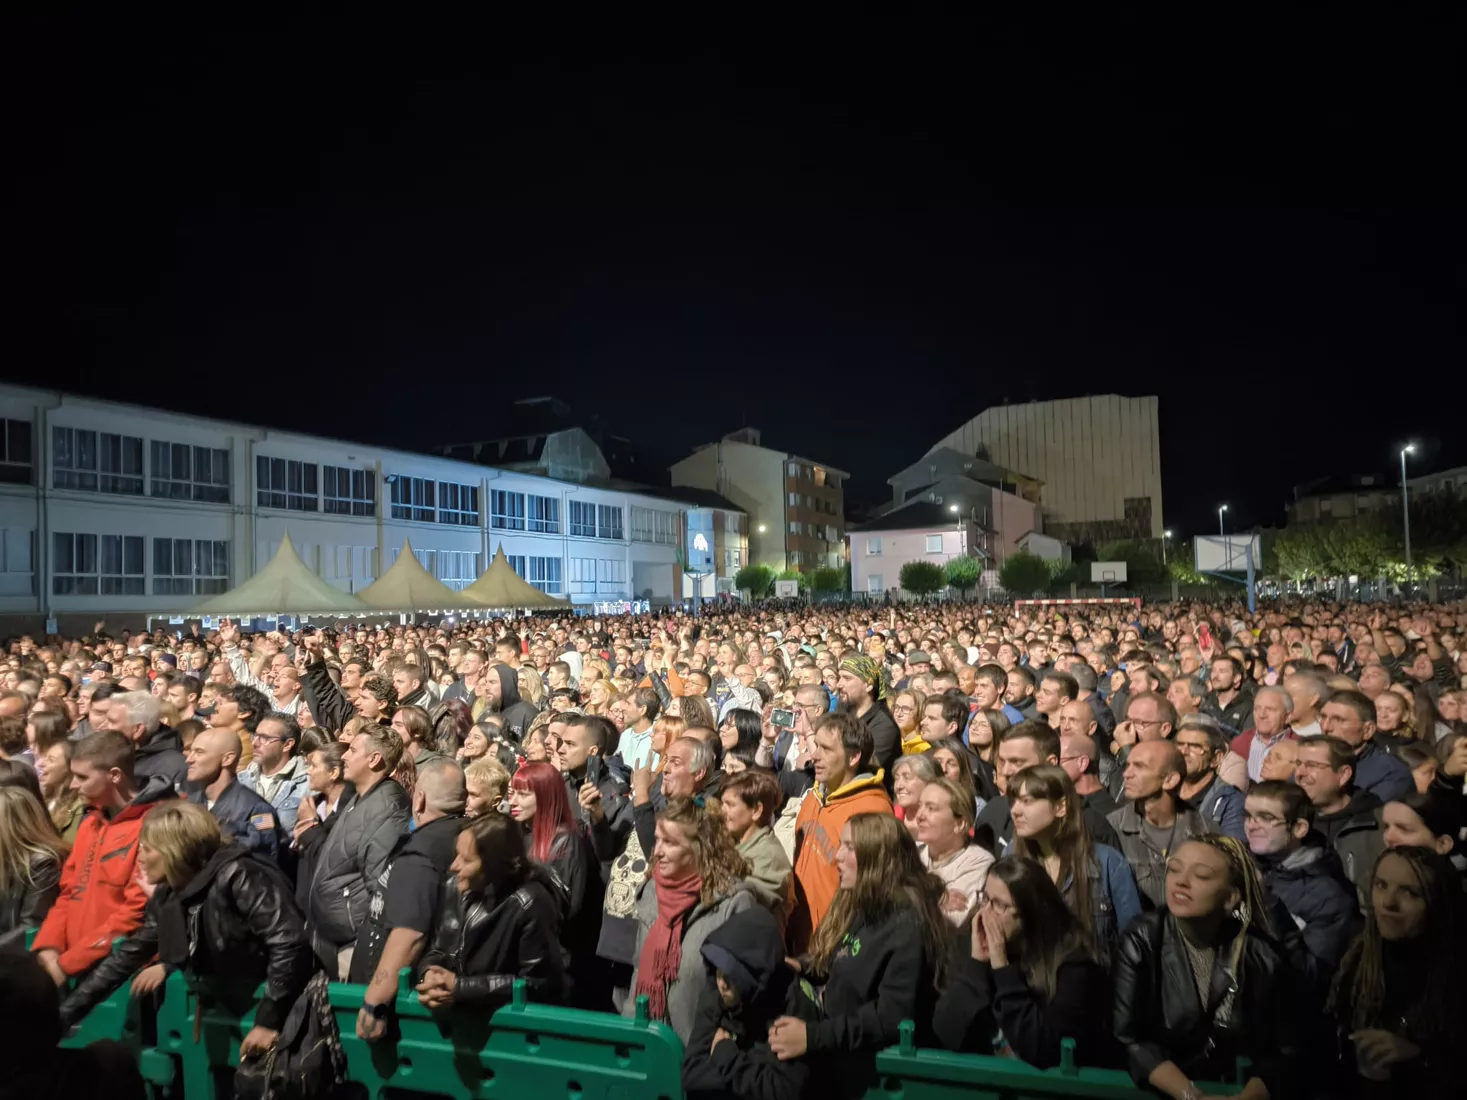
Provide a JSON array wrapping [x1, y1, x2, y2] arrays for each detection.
[[0, 384, 691, 622]]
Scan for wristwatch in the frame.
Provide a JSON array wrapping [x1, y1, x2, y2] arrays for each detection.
[[362, 1001, 392, 1021]]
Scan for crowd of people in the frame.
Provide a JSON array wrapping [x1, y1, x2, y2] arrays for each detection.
[[1, 596, 1465, 1099]]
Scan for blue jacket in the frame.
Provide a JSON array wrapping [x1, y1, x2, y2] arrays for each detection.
[[1062, 843, 1143, 965], [1351, 742, 1413, 805], [1189, 776, 1246, 841], [188, 780, 281, 860]]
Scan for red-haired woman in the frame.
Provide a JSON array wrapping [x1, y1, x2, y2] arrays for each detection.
[[508, 761, 604, 1007]]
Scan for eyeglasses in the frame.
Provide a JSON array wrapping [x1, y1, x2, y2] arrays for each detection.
[[1295, 760, 1337, 773], [1244, 811, 1289, 828], [1175, 741, 1213, 755], [250, 732, 286, 744], [975, 890, 1013, 915]]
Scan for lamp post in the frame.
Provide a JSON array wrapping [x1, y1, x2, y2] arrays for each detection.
[[1400, 444, 1415, 576], [1218, 505, 1228, 538], [1162, 529, 1172, 567]]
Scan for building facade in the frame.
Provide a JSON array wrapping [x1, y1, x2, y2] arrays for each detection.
[[670, 428, 846, 571], [924, 395, 1163, 542], [0, 386, 692, 632]]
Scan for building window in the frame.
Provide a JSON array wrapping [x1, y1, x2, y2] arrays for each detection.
[[505, 554, 527, 578], [630, 507, 678, 544], [568, 500, 597, 538], [568, 557, 596, 594], [723, 512, 743, 535], [596, 558, 627, 592], [866, 538, 881, 556], [434, 549, 479, 590], [153, 538, 229, 596], [491, 489, 525, 530], [597, 505, 623, 540], [788, 491, 799, 507], [787, 461, 800, 478], [0, 419, 32, 485], [52, 428, 98, 491], [528, 556, 562, 594], [53, 533, 143, 596], [527, 494, 559, 533], [100, 535, 146, 595], [389, 476, 436, 522], [926, 534, 943, 553], [867, 573, 883, 593], [52, 532, 97, 595], [257, 457, 319, 511], [151, 442, 230, 503], [101, 434, 144, 495], [630, 506, 653, 543], [323, 466, 376, 516], [0, 529, 34, 597], [439, 482, 480, 526]]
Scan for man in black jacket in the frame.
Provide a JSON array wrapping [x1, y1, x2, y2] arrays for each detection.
[[834, 654, 899, 778], [106, 690, 187, 790], [304, 722, 411, 978], [975, 722, 1120, 857], [479, 662, 540, 743], [353, 757, 466, 1040]]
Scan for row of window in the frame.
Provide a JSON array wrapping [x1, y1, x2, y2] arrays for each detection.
[[48, 426, 232, 503], [629, 506, 679, 544], [787, 461, 831, 488], [788, 521, 840, 541], [567, 557, 628, 595], [502, 555, 564, 595], [786, 491, 838, 515], [490, 490, 561, 533], [52, 533, 229, 596], [864, 535, 945, 556]]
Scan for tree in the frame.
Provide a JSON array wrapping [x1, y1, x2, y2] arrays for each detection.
[[811, 566, 846, 593], [899, 560, 946, 596], [1000, 552, 1052, 595], [1047, 559, 1081, 591], [734, 563, 775, 598], [945, 555, 982, 596], [1095, 540, 1169, 585]]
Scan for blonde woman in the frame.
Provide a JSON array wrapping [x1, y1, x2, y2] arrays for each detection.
[[57, 801, 314, 1061], [0, 786, 67, 938], [517, 666, 547, 710], [584, 679, 613, 716], [465, 758, 511, 818]]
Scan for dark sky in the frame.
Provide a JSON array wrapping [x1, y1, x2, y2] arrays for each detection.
[[8, 10, 1464, 537]]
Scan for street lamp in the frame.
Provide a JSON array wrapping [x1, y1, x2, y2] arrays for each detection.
[[1400, 444, 1415, 576], [1162, 529, 1173, 566], [757, 524, 766, 533], [1218, 505, 1228, 538]]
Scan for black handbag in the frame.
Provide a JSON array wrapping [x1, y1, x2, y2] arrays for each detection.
[[233, 972, 347, 1100]]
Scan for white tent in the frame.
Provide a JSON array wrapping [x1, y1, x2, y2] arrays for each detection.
[[358, 539, 473, 612], [193, 532, 370, 617], [461, 547, 572, 609]]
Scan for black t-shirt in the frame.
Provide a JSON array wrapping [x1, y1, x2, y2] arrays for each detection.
[[383, 815, 462, 934]]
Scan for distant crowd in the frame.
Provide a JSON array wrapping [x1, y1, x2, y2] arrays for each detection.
[[2, 597, 1465, 1100]]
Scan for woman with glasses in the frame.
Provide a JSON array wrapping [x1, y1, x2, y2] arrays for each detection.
[[891, 690, 930, 755], [933, 855, 1113, 1067]]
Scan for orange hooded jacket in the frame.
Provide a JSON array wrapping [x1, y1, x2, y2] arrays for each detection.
[[787, 770, 892, 953], [32, 775, 174, 977]]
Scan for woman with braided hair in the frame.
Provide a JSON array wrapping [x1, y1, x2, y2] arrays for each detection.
[[1112, 835, 1294, 1100], [1326, 846, 1464, 1097]]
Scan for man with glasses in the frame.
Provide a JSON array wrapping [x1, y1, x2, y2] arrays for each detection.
[[1104, 691, 1176, 801], [1244, 779, 1360, 967], [239, 711, 311, 830], [1173, 715, 1245, 839], [1294, 735, 1386, 907]]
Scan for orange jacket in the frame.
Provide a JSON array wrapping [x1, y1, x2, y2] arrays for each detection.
[[787, 770, 892, 952], [32, 776, 174, 977]]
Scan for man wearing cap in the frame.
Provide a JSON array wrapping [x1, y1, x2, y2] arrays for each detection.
[[894, 650, 933, 692], [834, 653, 900, 780]]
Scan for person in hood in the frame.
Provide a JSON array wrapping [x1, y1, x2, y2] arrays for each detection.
[[480, 661, 540, 743], [787, 711, 891, 953], [1295, 736, 1386, 908], [682, 905, 818, 1100], [1245, 780, 1361, 969], [31, 731, 175, 986], [105, 690, 186, 791], [58, 801, 313, 1062]]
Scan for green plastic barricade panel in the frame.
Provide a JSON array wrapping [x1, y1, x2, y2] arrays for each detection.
[[865, 1023, 1238, 1100]]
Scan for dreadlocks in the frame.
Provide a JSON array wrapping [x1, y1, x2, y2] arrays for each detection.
[[1193, 834, 1274, 939]]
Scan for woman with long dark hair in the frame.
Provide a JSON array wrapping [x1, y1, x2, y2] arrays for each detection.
[[1327, 846, 1465, 1097], [1009, 765, 1140, 964], [767, 812, 948, 1098], [35, 737, 84, 845], [967, 708, 1009, 797], [416, 812, 567, 1010], [934, 855, 1112, 1067], [718, 709, 763, 774], [1112, 836, 1294, 1100]]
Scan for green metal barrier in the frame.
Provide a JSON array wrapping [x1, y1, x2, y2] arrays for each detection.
[[863, 1021, 1238, 1100]]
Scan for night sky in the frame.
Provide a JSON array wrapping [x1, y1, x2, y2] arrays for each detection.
[[8, 11, 1463, 537]]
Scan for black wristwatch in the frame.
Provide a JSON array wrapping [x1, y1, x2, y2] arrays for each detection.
[[362, 1001, 392, 1020]]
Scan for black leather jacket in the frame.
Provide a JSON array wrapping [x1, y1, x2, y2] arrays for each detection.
[[305, 777, 410, 949], [61, 845, 314, 1031], [0, 852, 62, 945], [418, 870, 567, 1009], [1112, 910, 1294, 1098]]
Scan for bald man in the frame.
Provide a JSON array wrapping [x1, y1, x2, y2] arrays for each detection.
[[1107, 739, 1213, 907], [185, 727, 281, 859]]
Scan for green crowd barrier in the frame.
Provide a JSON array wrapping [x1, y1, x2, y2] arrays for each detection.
[[38, 943, 1241, 1100]]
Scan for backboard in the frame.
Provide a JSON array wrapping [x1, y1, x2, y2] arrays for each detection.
[[1091, 561, 1127, 583], [1195, 534, 1261, 573]]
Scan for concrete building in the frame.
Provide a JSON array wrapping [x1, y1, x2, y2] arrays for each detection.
[[924, 395, 1163, 542], [1285, 473, 1397, 525], [881, 448, 1042, 562], [0, 385, 696, 633], [670, 429, 847, 571]]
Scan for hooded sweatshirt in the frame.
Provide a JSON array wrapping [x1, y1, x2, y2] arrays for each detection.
[[683, 906, 819, 1100], [32, 774, 175, 977], [490, 664, 540, 743], [787, 771, 892, 952]]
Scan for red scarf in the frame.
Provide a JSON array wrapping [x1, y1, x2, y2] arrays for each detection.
[[634, 866, 703, 1022]]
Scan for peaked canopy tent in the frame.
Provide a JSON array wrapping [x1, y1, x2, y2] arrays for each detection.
[[461, 547, 572, 610], [357, 539, 476, 612], [192, 532, 370, 618]]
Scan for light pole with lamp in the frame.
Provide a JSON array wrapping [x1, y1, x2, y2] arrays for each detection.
[[1161, 529, 1172, 567], [1400, 444, 1415, 576], [1218, 505, 1228, 538]]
